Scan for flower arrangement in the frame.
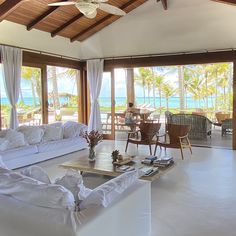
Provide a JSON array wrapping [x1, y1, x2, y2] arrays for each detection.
[[82, 130, 103, 148], [82, 131, 103, 161]]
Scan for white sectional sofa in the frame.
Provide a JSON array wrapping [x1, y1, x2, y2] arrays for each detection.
[[0, 163, 151, 236], [0, 121, 88, 169], [0, 180, 151, 236]]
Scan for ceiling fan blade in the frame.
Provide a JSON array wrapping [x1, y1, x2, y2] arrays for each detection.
[[48, 1, 76, 7], [86, 9, 98, 19], [92, 0, 108, 2], [211, 0, 236, 5], [99, 3, 126, 16]]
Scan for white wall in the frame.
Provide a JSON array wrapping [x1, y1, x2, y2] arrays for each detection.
[[80, 0, 236, 59], [0, 21, 81, 59]]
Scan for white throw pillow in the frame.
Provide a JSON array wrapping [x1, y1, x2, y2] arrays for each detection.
[[80, 170, 142, 209], [0, 138, 10, 151], [55, 169, 92, 202], [5, 130, 26, 149], [21, 166, 51, 184], [0, 169, 75, 210], [17, 126, 44, 144], [42, 126, 63, 142], [62, 121, 87, 139]]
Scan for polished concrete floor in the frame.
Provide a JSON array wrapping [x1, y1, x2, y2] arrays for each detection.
[[28, 141, 236, 236]]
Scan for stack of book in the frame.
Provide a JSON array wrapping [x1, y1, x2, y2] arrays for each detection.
[[153, 156, 174, 168], [116, 165, 135, 172], [139, 166, 159, 176], [141, 155, 157, 165]]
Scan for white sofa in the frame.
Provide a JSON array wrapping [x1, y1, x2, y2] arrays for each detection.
[[0, 178, 151, 236], [0, 121, 88, 169]]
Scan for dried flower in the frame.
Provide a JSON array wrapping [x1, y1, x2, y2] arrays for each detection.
[[82, 130, 103, 148]]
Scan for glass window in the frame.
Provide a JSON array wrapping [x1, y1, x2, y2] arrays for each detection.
[[47, 66, 80, 123], [18, 66, 42, 126]]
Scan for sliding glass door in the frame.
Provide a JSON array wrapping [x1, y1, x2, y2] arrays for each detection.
[[99, 71, 115, 139], [47, 66, 80, 124]]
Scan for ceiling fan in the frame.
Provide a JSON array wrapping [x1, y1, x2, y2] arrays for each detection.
[[48, 0, 126, 19], [210, 0, 236, 6]]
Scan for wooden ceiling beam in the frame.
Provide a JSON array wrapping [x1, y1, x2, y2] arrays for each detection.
[[70, 0, 140, 42], [51, 13, 83, 37], [211, 0, 236, 6], [0, 0, 25, 22], [156, 0, 168, 10], [27, 0, 69, 31]]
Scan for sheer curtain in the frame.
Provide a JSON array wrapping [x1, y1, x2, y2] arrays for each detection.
[[87, 59, 104, 132], [1, 46, 22, 129]]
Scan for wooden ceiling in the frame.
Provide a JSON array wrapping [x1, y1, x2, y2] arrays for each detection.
[[0, 0, 168, 42]]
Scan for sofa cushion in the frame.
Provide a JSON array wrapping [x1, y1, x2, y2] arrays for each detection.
[[80, 170, 142, 209], [5, 130, 27, 149], [0, 138, 10, 151], [62, 121, 87, 139], [37, 137, 85, 153], [17, 126, 44, 145], [0, 168, 75, 210], [0, 145, 38, 162], [21, 166, 51, 184], [0, 129, 27, 151], [55, 169, 92, 202], [42, 126, 63, 143]]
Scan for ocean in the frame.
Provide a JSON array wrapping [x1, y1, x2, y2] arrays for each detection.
[[0, 96, 214, 109], [99, 97, 214, 109]]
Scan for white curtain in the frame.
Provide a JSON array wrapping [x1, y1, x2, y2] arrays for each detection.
[[87, 59, 104, 132], [1, 46, 22, 129]]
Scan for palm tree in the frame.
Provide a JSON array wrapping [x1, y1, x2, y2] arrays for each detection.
[[21, 67, 41, 106], [145, 69, 153, 104], [153, 73, 164, 111], [162, 83, 176, 111], [183, 65, 195, 109], [134, 67, 151, 103]]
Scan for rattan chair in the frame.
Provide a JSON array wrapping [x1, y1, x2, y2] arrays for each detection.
[[155, 124, 192, 160], [125, 122, 161, 155]]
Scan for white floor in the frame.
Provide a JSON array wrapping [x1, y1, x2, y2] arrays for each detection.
[[26, 140, 236, 236]]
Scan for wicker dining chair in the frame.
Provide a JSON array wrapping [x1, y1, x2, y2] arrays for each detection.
[[155, 124, 192, 160], [125, 122, 161, 155]]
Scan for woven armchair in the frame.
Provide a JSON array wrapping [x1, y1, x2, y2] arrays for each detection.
[[168, 114, 212, 140], [222, 119, 233, 136]]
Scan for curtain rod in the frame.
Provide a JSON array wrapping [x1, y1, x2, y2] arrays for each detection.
[[0, 43, 81, 62], [83, 48, 236, 61]]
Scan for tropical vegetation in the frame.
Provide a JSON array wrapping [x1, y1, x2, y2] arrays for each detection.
[[134, 63, 233, 116]]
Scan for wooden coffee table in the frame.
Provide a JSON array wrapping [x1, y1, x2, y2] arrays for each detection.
[[60, 152, 174, 182]]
